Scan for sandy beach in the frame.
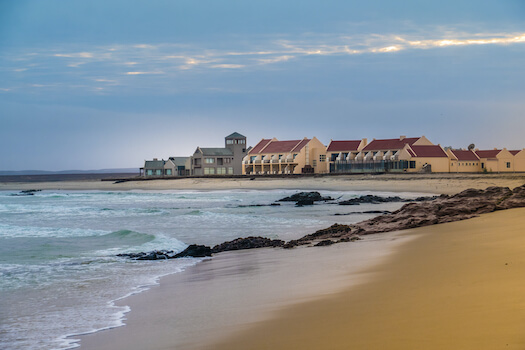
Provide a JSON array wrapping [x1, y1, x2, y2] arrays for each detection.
[[209, 208, 525, 350], [3, 174, 525, 349], [2, 173, 525, 195]]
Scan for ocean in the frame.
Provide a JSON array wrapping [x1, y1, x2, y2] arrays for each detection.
[[0, 189, 426, 349]]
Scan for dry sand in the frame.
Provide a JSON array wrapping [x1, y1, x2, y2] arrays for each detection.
[[2, 173, 525, 195], [209, 208, 525, 350]]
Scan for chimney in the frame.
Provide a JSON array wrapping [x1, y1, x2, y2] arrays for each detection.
[[400, 135, 406, 140], [153, 158, 158, 161]]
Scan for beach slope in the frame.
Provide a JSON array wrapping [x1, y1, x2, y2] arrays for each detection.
[[209, 208, 525, 350]]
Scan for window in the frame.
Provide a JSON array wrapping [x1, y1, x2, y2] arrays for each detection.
[[331, 153, 338, 161], [146, 169, 153, 175], [204, 167, 215, 175], [155, 169, 162, 175], [293, 154, 298, 159], [217, 167, 226, 175], [205, 158, 214, 164], [228, 167, 234, 174], [224, 158, 232, 164], [165, 169, 172, 175], [507, 162, 511, 168], [226, 139, 233, 144], [319, 154, 326, 162], [312, 160, 317, 167], [250, 156, 256, 162], [409, 161, 416, 169], [217, 158, 223, 165]]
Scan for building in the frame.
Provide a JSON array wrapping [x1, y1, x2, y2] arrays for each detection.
[[331, 135, 434, 173], [326, 139, 367, 173], [447, 149, 481, 173], [398, 145, 450, 173], [141, 157, 190, 177], [191, 132, 248, 176], [475, 149, 515, 172], [512, 150, 525, 172], [243, 137, 327, 174]]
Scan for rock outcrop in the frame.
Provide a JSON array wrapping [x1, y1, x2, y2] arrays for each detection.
[[117, 185, 525, 260], [212, 236, 285, 253], [338, 194, 437, 205], [277, 192, 334, 205]]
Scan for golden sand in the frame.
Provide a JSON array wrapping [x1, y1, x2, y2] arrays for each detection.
[[208, 208, 525, 350]]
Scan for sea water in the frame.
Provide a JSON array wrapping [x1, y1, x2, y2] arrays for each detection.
[[0, 189, 427, 349]]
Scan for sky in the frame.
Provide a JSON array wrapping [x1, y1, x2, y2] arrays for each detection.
[[1, 0, 524, 171]]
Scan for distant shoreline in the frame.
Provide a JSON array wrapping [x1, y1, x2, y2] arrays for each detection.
[[2, 173, 525, 195]]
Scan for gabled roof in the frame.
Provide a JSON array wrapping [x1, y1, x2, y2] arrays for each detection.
[[169, 157, 189, 166], [327, 140, 362, 152], [226, 132, 246, 139], [144, 160, 165, 168], [410, 145, 448, 158], [363, 137, 420, 151], [475, 150, 501, 159], [199, 148, 234, 156], [262, 139, 310, 153], [510, 150, 521, 156], [249, 138, 312, 154], [249, 139, 272, 154], [450, 150, 480, 161]]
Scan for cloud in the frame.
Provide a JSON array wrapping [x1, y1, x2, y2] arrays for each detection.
[[54, 52, 94, 58], [4, 29, 524, 94]]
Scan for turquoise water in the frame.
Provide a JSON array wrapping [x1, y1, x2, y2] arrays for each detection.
[[0, 189, 425, 349]]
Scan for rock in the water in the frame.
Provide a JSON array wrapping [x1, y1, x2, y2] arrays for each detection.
[[174, 244, 213, 258], [278, 191, 334, 203], [212, 236, 284, 253]]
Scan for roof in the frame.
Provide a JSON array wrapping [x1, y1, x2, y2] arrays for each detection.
[[475, 150, 501, 159], [510, 150, 521, 156], [144, 160, 165, 168], [169, 157, 189, 166], [410, 145, 448, 158], [450, 150, 480, 161], [199, 148, 234, 156], [250, 139, 311, 154], [249, 139, 272, 154], [225, 132, 246, 139], [327, 140, 362, 152], [363, 137, 420, 151]]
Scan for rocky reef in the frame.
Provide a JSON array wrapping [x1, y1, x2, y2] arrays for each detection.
[[117, 184, 525, 260]]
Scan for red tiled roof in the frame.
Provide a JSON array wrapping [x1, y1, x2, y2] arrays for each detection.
[[510, 150, 521, 156], [249, 139, 272, 154], [326, 140, 362, 152], [291, 139, 311, 152], [450, 150, 480, 161], [410, 145, 448, 158], [262, 139, 309, 154], [475, 150, 501, 159], [363, 137, 420, 151]]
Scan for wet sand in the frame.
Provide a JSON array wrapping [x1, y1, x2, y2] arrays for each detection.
[[77, 231, 415, 349], [209, 208, 525, 350]]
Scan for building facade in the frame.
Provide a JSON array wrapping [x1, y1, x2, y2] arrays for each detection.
[[329, 136, 434, 173], [447, 149, 481, 173], [243, 137, 327, 174], [141, 157, 190, 177], [191, 132, 247, 176]]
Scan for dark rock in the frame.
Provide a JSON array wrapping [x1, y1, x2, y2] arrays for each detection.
[[278, 191, 334, 203], [315, 240, 335, 247], [212, 236, 284, 253], [338, 194, 437, 205], [174, 244, 212, 258], [296, 199, 314, 206], [117, 244, 212, 260]]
